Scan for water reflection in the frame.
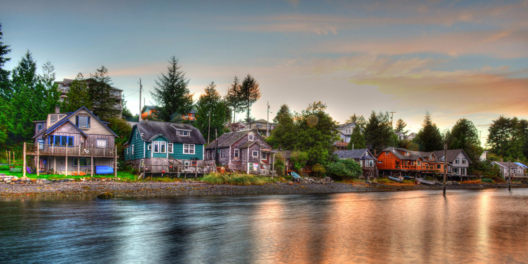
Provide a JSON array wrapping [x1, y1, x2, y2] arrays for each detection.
[[1, 189, 528, 263]]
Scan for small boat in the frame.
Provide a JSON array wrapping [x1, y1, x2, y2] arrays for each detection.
[[95, 166, 114, 175], [388, 176, 403, 183], [403, 176, 414, 180], [416, 178, 435, 185]]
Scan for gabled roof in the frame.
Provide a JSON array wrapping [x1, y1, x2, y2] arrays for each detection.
[[206, 130, 253, 149], [492, 161, 526, 169], [337, 123, 355, 129], [33, 106, 117, 138], [380, 147, 435, 161], [334, 149, 377, 160], [133, 121, 206, 144], [432, 149, 472, 164]]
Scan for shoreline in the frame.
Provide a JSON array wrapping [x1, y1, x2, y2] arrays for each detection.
[[1, 181, 527, 199]]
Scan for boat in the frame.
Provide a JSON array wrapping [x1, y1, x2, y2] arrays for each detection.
[[403, 176, 414, 180], [388, 176, 403, 183], [95, 166, 114, 175], [416, 178, 435, 185]]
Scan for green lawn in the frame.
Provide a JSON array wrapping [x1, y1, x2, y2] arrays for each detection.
[[0, 168, 137, 181]]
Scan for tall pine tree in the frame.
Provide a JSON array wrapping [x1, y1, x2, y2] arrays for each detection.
[[225, 76, 244, 123], [239, 74, 261, 124], [62, 73, 92, 112], [89, 66, 116, 120], [347, 125, 366, 149], [0, 23, 11, 99], [416, 112, 443, 151], [364, 111, 394, 153], [196, 82, 228, 143], [151, 56, 193, 122]]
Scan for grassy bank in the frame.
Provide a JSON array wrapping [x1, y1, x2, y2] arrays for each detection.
[[202, 173, 279, 185], [0, 168, 137, 181]]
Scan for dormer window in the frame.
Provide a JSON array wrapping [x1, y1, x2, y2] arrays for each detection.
[[405, 152, 410, 156], [76, 116, 90, 129], [49, 114, 66, 125], [248, 134, 254, 141], [178, 130, 190, 137]]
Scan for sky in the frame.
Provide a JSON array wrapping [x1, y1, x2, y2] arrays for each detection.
[[1, 0, 528, 144]]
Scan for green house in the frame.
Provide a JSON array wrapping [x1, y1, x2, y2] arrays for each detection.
[[124, 121, 206, 172]]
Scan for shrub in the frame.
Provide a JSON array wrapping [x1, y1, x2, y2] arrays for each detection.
[[202, 173, 277, 185], [312, 163, 326, 177], [0, 165, 9, 170], [326, 159, 362, 179], [290, 151, 309, 174], [274, 152, 286, 176]]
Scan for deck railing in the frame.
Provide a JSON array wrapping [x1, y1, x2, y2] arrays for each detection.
[[26, 143, 117, 157]]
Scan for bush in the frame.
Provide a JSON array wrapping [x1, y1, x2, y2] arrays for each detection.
[[274, 153, 285, 176], [0, 165, 9, 170], [312, 163, 326, 177], [326, 159, 362, 179]]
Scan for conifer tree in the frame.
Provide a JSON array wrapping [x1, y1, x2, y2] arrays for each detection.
[[151, 56, 193, 122], [89, 66, 116, 120], [62, 73, 92, 112], [239, 74, 261, 124], [196, 82, 229, 143], [269, 104, 297, 150], [416, 112, 443, 151], [395, 119, 409, 135], [347, 125, 366, 149], [0, 23, 11, 99], [225, 76, 244, 123], [364, 111, 394, 153]]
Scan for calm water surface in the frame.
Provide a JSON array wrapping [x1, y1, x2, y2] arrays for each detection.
[[1, 189, 528, 264]]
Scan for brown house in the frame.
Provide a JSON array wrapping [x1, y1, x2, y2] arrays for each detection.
[[205, 130, 274, 174]]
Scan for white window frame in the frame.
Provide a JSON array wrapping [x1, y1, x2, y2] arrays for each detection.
[[160, 141, 166, 153], [153, 141, 159, 153], [178, 130, 190, 137], [168, 143, 173, 154], [455, 159, 460, 164], [148, 144, 151, 151], [131, 144, 134, 155], [96, 139, 107, 149], [234, 149, 240, 159], [183, 144, 195, 154], [252, 150, 258, 157], [248, 134, 254, 141]]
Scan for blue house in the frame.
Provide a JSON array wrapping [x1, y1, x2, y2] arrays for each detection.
[[124, 121, 208, 173]]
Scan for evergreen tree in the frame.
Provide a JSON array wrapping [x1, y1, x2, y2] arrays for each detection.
[[89, 66, 116, 120], [0, 23, 11, 99], [346, 114, 367, 130], [196, 82, 228, 143], [151, 56, 193, 122], [346, 114, 358, 124], [121, 94, 133, 119], [415, 112, 443, 151], [39, 61, 61, 114], [347, 125, 366, 149], [225, 76, 243, 123], [239, 74, 261, 125], [487, 116, 525, 161], [364, 111, 394, 153], [62, 73, 92, 112], [269, 104, 297, 150], [447, 118, 483, 163], [394, 119, 408, 134]]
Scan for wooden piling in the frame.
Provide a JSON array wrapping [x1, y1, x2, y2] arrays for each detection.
[[37, 143, 40, 177], [508, 160, 511, 192], [53, 157, 56, 174], [65, 143, 68, 177], [23, 143, 26, 178], [114, 146, 117, 178], [443, 143, 447, 196]]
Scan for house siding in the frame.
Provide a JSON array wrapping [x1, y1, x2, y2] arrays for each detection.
[[171, 143, 204, 160]]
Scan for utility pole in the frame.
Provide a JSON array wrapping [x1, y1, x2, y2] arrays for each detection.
[[139, 78, 142, 122], [508, 160, 511, 192], [389, 112, 396, 128], [208, 110, 211, 144], [266, 102, 270, 137], [443, 142, 447, 197]]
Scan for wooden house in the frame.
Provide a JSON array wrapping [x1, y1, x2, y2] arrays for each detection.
[[248, 119, 275, 137], [490, 161, 527, 178], [334, 149, 378, 177], [432, 149, 472, 176], [27, 106, 118, 176], [141, 105, 158, 120], [334, 123, 356, 150], [205, 130, 275, 174], [124, 121, 212, 174], [376, 147, 444, 177]]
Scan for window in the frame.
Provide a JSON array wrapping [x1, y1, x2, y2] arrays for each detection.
[[49, 135, 74, 147], [160, 142, 166, 153], [453, 168, 459, 173], [385, 152, 389, 155], [178, 130, 190, 137], [131, 144, 134, 155], [73, 158, 91, 166], [38, 139, 44, 150], [437, 165, 441, 169], [96, 139, 107, 148], [462, 159, 467, 164], [183, 144, 195, 154], [248, 134, 254, 141], [369, 160, 374, 167], [168, 143, 173, 153], [126, 148, 129, 155], [234, 149, 240, 158], [417, 161, 421, 166], [262, 152, 267, 159], [37, 123, 43, 131], [378, 161, 383, 163], [148, 144, 151, 151], [252, 150, 258, 157], [140, 159, 144, 168], [221, 151, 225, 158], [136, 131, 139, 139], [455, 159, 460, 164], [153, 142, 159, 153], [50, 115, 58, 124], [76, 116, 90, 129]]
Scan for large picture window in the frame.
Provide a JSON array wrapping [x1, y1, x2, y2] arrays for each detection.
[[96, 139, 107, 148], [183, 144, 195, 154], [73, 158, 91, 166], [76, 116, 90, 129], [48, 135, 74, 147], [153, 142, 159, 153], [160, 142, 166, 153]]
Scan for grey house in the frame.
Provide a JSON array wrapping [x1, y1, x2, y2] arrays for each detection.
[[334, 149, 378, 177], [205, 130, 274, 173], [490, 161, 527, 178], [432, 149, 472, 176]]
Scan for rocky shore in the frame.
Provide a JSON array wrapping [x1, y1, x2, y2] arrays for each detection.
[[1, 177, 527, 199]]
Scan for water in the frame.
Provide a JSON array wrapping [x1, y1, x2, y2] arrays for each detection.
[[1, 189, 528, 264]]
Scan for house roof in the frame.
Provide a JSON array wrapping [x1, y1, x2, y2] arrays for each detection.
[[334, 149, 377, 160], [381, 147, 435, 161], [134, 121, 206, 144], [33, 106, 117, 138], [492, 161, 526, 169], [432, 149, 472, 164], [205, 130, 252, 149], [337, 123, 355, 129]]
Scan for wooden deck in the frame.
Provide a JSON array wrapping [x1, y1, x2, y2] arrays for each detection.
[[26, 143, 117, 158]]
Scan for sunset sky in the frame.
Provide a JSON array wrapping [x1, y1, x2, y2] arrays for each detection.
[[2, 0, 528, 143]]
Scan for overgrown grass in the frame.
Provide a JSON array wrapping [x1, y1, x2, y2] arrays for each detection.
[[0, 169, 137, 181], [202, 173, 278, 185]]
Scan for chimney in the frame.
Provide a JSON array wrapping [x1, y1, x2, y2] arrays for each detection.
[[55, 105, 60, 114]]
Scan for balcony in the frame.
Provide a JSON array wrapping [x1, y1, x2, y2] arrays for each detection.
[[26, 143, 117, 158]]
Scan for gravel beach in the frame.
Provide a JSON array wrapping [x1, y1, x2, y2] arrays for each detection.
[[1, 180, 527, 199]]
